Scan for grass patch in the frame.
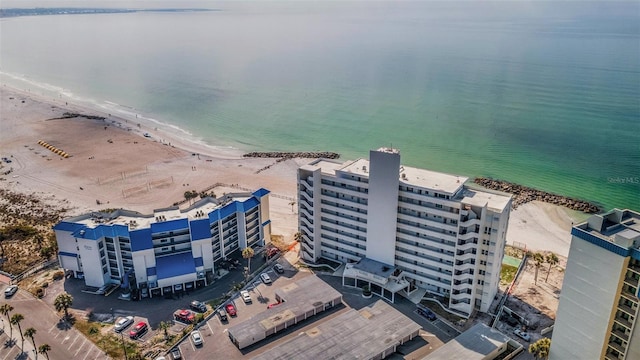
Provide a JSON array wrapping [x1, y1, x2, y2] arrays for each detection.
[[500, 264, 518, 286]]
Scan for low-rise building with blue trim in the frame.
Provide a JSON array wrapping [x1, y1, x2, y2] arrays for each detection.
[[53, 189, 271, 296]]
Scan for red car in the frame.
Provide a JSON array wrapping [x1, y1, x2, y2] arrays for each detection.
[[129, 322, 148, 339], [225, 303, 237, 317], [175, 309, 195, 323], [267, 302, 281, 309]]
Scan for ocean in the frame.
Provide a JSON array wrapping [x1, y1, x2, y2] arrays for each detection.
[[1, 1, 638, 211]]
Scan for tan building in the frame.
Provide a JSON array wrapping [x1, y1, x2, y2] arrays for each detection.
[[550, 209, 640, 360]]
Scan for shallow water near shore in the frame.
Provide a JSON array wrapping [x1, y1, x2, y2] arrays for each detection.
[[1, 1, 638, 211]]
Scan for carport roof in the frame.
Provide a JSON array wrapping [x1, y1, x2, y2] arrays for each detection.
[[422, 323, 511, 360], [251, 300, 422, 360], [227, 276, 342, 346]]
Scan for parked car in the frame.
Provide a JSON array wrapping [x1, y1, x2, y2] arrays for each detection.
[[240, 290, 252, 304], [114, 316, 135, 332], [191, 330, 203, 346], [260, 273, 272, 284], [175, 309, 195, 324], [225, 303, 237, 317], [170, 347, 182, 360], [129, 322, 148, 339], [190, 300, 207, 313], [267, 302, 281, 309], [513, 328, 531, 342], [417, 307, 437, 321], [273, 264, 284, 274], [218, 309, 228, 322], [4, 285, 18, 298]]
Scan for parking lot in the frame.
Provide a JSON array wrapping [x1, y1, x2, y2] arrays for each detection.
[[1, 283, 109, 360], [173, 261, 449, 360]]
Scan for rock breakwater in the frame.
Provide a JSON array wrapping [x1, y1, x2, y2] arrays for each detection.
[[474, 177, 600, 213], [243, 151, 340, 159]]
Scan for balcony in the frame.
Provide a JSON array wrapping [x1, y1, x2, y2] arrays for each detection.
[[611, 329, 629, 342], [617, 302, 637, 317], [614, 315, 633, 329], [607, 341, 626, 355]]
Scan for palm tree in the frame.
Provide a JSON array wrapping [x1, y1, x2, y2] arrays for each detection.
[[158, 321, 170, 340], [24, 327, 37, 359], [54, 292, 73, 319], [10, 313, 24, 351], [242, 247, 255, 278], [545, 252, 559, 282], [288, 201, 296, 213], [529, 337, 551, 359], [294, 232, 303, 243], [38, 344, 51, 360], [532, 252, 544, 285], [1, 303, 14, 340]]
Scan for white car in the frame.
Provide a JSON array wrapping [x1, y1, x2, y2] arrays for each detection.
[[114, 316, 135, 332], [191, 330, 203, 346], [4, 285, 18, 298], [260, 273, 272, 284], [240, 290, 252, 303]]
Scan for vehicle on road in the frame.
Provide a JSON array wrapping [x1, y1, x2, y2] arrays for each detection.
[[114, 316, 135, 332], [240, 290, 252, 304], [190, 300, 207, 313], [225, 303, 237, 317], [129, 321, 148, 339], [4, 285, 18, 298], [260, 272, 272, 284], [191, 330, 203, 346], [513, 328, 531, 342], [175, 309, 195, 324], [273, 264, 284, 274], [417, 307, 437, 321], [218, 309, 228, 322], [170, 347, 182, 359]]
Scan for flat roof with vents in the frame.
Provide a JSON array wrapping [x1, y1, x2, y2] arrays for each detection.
[[251, 300, 422, 360]]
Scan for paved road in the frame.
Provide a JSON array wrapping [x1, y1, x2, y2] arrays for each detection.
[[0, 283, 109, 360]]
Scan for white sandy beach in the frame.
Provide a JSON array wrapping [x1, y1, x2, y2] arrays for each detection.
[[0, 84, 579, 256]]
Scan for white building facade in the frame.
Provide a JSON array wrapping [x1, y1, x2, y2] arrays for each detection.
[[54, 189, 271, 296], [297, 148, 511, 315], [550, 209, 640, 360]]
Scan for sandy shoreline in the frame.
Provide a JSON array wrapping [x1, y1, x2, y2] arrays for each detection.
[[0, 84, 580, 256]]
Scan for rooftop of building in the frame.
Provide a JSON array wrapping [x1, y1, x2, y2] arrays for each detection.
[[461, 187, 512, 212], [54, 189, 268, 232], [251, 300, 422, 360], [422, 323, 512, 360], [574, 209, 640, 252], [227, 276, 343, 346]]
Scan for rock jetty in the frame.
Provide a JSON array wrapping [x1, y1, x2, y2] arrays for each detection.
[[48, 112, 106, 121], [243, 151, 340, 159], [474, 177, 600, 213]]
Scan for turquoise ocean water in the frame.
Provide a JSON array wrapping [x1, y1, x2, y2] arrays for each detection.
[[1, 1, 638, 211]]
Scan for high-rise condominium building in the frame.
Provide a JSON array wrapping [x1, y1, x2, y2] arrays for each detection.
[[297, 148, 511, 315], [550, 209, 640, 360], [54, 189, 271, 296]]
